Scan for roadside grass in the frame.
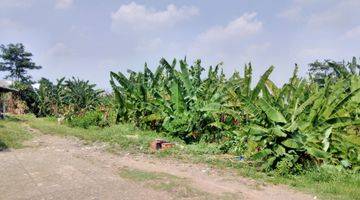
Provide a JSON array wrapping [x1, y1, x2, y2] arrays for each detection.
[[19, 114, 360, 200], [119, 167, 237, 199], [274, 167, 360, 200], [119, 167, 168, 182], [20, 115, 183, 154], [0, 115, 32, 150]]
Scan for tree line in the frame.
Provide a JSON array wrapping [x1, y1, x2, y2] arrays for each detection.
[[1, 43, 359, 173]]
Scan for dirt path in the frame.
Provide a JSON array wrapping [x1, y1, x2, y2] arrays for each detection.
[[0, 128, 315, 200]]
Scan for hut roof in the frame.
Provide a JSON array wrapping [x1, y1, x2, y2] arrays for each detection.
[[0, 80, 17, 93], [0, 86, 17, 93]]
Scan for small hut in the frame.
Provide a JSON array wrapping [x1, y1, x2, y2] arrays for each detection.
[[0, 80, 17, 119]]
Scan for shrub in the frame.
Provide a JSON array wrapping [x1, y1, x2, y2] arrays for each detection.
[[67, 110, 109, 129], [110, 58, 360, 173]]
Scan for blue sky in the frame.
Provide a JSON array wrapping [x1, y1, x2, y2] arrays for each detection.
[[1, 0, 359, 89]]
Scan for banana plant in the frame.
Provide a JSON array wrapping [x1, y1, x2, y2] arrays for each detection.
[[110, 58, 360, 172], [236, 69, 360, 171]]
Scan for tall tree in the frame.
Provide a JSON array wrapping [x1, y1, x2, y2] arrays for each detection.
[[308, 57, 360, 86], [0, 43, 42, 83]]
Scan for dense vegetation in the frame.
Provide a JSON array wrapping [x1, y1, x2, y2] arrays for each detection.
[[1, 43, 359, 175], [0, 43, 42, 83], [18, 115, 360, 200], [110, 58, 360, 173], [35, 77, 113, 128], [0, 116, 32, 150], [0, 44, 108, 126]]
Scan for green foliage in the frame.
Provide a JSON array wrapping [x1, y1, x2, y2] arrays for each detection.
[[35, 77, 104, 118], [11, 81, 40, 115], [13, 115, 360, 200], [110, 58, 233, 142], [37, 78, 57, 116], [0, 43, 42, 115], [67, 109, 109, 129], [0, 116, 32, 149], [0, 43, 41, 83], [110, 58, 360, 172], [64, 77, 104, 114], [309, 57, 360, 86], [235, 70, 360, 173]]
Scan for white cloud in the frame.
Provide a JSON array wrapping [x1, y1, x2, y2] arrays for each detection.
[[97, 59, 121, 69], [278, 0, 360, 28], [298, 48, 335, 59], [277, 0, 318, 21], [0, 0, 32, 7], [197, 12, 262, 43], [307, 0, 360, 28], [277, 6, 302, 20], [187, 13, 264, 74], [308, 11, 342, 27], [0, 18, 22, 31], [135, 38, 163, 52], [46, 42, 73, 58], [342, 26, 360, 39], [111, 2, 199, 32], [189, 12, 262, 58], [246, 42, 271, 54], [55, 0, 74, 9], [0, 18, 17, 28]]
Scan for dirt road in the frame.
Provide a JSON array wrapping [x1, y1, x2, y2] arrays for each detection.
[[0, 129, 314, 200]]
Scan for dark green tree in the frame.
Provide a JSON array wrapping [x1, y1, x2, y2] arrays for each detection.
[[0, 43, 42, 115], [64, 77, 103, 113], [37, 78, 55, 117], [308, 57, 360, 86], [0, 43, 42, 83]]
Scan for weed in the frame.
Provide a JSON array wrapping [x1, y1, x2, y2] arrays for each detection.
[[21, 115, 360, 200], [0, 116, 32, 149]]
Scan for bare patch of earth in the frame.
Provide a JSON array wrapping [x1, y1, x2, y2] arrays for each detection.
[[0, 128, 314, 200]]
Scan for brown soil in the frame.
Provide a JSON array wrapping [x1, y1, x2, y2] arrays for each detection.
[[0, 128, 315, 200]]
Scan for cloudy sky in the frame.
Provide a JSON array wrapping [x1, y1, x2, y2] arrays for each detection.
[[1, 0, 359, 89]]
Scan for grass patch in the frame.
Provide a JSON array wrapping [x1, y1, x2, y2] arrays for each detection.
[[119, 167, 209, 198], [119, 167, 167, 182], [0, 115, 32, 150], [271, 166, 360, 200], [22, 115, 183, 154], [20, 114, 360, 200]]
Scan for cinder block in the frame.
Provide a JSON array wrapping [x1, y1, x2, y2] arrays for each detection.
[[161, 143, 174, 150]]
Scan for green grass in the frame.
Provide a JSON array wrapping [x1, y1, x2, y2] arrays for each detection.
[[271, 166, 360, 200], [21, 115, 183, 154], [118, 167, 233, 199], [0, 116, 32, 150], [18, 114, 360, 200], [119, 167, 168, 182]]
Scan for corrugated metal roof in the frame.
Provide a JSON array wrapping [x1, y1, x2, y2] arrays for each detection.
[[0, 80, 12, 87], [0, 80, 17, 93], [0, 86, 17, 93]]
